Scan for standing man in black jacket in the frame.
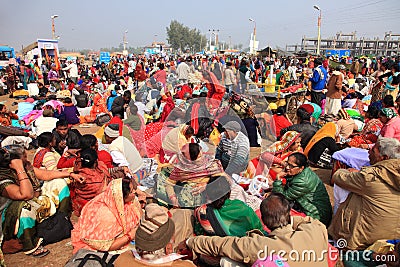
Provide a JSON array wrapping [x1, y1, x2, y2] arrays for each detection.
[[111, 90, 131, 119]]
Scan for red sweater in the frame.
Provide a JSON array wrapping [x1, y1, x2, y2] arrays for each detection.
[[57, 150, 114, 169], [273, 114, 292, 137]]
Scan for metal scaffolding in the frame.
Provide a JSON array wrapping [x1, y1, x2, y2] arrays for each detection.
[[286, 31, 400, 57]]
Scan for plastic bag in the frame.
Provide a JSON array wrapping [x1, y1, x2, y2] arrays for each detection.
[[209, 127, 221, 146]]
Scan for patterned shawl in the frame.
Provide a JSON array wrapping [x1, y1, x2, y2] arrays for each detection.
[[265, 131, 301, 154], [381, 108, 397, 119], [169, 153, 224, 182], [33, 148, 51, 168]]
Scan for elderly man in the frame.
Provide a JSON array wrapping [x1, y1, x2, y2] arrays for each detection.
[[215, 121, 250, 175], [329, 137, 400, 250], [114, 203, 195, 267], [183, 193, 330, 267]]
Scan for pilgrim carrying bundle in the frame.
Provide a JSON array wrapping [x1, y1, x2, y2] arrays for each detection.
[[229, 92, 252, 117]]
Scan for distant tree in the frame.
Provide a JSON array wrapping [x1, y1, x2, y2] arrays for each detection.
[[130, 47, 144, 54], [166, 20, 206, 52]]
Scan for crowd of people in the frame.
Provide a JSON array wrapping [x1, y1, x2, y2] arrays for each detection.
[[0, 52, 399, 267]]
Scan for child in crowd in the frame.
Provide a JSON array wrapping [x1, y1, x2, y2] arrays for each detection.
[[63, 97, 80, 125]]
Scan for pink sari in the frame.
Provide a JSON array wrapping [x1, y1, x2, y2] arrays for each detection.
[[126, 116, 146, 157], [71, 179, 142, 254]]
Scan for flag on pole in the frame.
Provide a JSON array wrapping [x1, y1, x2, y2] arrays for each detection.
[[43, 47, 50, 65], [54, 48, 61, 70]]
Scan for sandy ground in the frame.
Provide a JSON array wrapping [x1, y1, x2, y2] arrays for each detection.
[[1, 94, 338, 267]]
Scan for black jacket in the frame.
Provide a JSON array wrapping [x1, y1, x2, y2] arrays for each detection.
[[281, 121, 318, 149], [52, 128, 81, 155], [111, 96, 125, 118]]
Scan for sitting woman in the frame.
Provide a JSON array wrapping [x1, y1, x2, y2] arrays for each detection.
[[159, 143, 224, 208], [83, 87, 109, 123], [161, 124, 195, 163], [70, 148, 111, 216], [33, 132, 61, 171], [348, 106, 383, 148], [57, 134, 113, 169], [246, 131, 302, 182], [0, 145, 84, 257], [71, 148, 133, 216], [0, 103, 19, 127], [195, 176, 264, 237], [335, 108, 357, 140], [124, 104, 146, 157], [273, 152, 332, 226], [71, 178, 143, 254], [379, 108, 400, 142], [304, 122, 341, 169]]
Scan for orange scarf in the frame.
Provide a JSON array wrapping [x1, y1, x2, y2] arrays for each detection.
[[304, 122, 337, 156]]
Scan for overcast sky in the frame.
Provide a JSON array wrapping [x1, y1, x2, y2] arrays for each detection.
[[1, 0, 399, 51]]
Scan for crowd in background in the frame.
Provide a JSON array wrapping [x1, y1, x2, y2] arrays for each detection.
[[0, 51, 398, 267]]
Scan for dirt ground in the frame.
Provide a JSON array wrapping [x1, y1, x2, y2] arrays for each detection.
[[1, 94, 337, 267]]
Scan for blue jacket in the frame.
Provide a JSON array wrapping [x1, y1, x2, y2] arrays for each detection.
[[107, 91, 118, 111], [310, 66, 327, 91]]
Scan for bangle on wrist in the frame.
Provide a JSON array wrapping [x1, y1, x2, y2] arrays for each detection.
[[16, 170, 26, 176], [18, 177, 30, 182]]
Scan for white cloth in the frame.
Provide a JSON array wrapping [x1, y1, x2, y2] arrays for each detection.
[[110, 150, 130, 167], [1, 136, 32, 149], [32, 116, 58, 136], [77, 107, 91, 117], [342, 99, 357, 109], [109, 136, 143, 172], [62, 63, 78, 78], [176, 62, 190, 81], [27, 83, 39, 96], [325, 97, 342, 115], [134, 101, 150, 118], [333, 184, 350, 215]]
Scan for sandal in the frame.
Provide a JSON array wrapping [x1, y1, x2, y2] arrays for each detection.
[[31, 246, 50, 258], [24, 237, 43, 255]]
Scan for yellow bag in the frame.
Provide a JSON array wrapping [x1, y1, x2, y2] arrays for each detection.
[[366, 240, 395, 254], [209, 127, 221, 146], [94, 125, 105, 140]]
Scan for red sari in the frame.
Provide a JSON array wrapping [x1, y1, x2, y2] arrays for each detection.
[[71, 161, 112, 216], [159, 97, 175, 122]]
